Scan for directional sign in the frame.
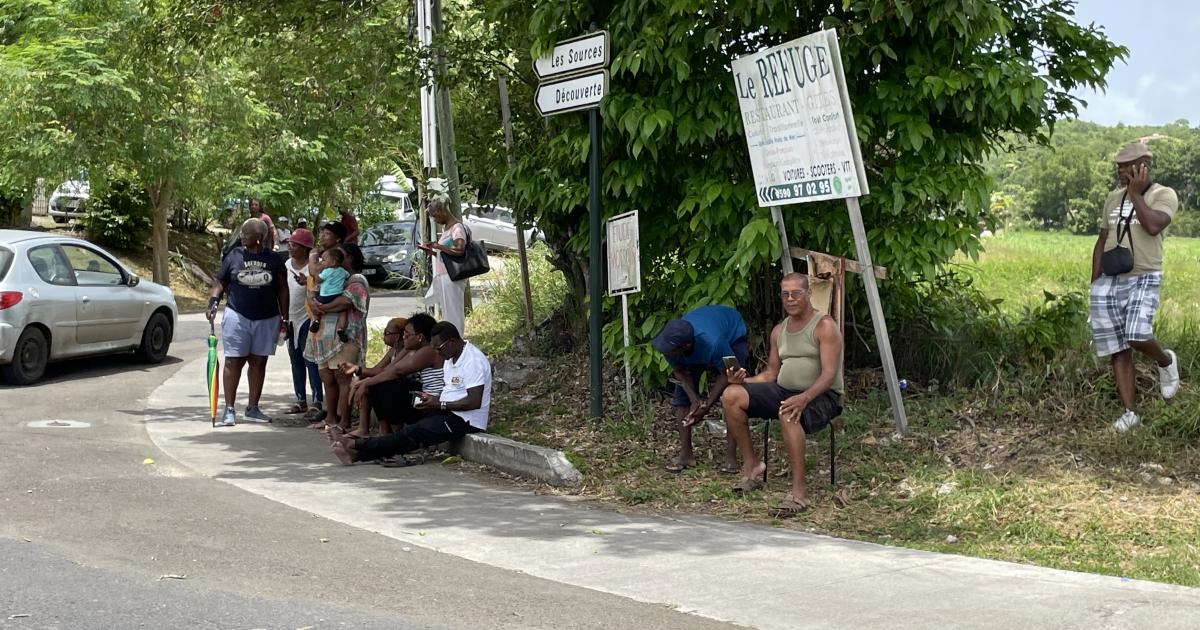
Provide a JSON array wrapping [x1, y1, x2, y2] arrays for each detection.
[[534, 31, 609, 80], [535, 70, 608, 117]]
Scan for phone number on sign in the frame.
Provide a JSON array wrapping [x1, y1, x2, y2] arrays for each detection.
[[759, 179, 834, 203]]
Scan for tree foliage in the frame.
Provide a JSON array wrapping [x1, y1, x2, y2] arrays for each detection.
[[989, 119, 1200, 234], [493, 0, 1124, 370]]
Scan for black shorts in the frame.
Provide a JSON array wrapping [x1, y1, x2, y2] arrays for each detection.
[[742, 383, 842, 434], [366, 379, 420, 424]]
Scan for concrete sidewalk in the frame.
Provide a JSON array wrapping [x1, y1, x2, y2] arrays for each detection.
[[145, 350, 1200, 630]]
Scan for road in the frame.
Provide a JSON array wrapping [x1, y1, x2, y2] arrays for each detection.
[[0, 297, 730, 629]]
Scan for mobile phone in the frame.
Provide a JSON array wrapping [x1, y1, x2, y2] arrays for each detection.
[[412, 395, 423, 407], [722, 355, 740, 371]]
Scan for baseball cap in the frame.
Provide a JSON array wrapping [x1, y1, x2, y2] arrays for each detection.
[[652, 319, 695, 354], [286, 228, 314, 249], [1114, 141, 1152, 163]]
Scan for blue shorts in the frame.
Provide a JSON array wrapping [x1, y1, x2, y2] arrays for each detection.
[[222, 308, 280, 358], [671, 337, 749, 407]]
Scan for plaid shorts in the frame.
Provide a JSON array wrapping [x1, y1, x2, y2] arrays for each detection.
[[1089, 272, 1162, 357]]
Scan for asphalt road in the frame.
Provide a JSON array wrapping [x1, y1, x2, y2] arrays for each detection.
[[0, 299, 732, 630]]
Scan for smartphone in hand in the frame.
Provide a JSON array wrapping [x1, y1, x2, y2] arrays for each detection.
[[721, 355, 740, 371]]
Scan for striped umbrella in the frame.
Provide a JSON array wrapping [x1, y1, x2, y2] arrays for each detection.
[[207, 321, 219, 427]]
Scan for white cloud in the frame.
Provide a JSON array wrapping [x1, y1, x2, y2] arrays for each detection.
[[1076, 87, 1148, 125]]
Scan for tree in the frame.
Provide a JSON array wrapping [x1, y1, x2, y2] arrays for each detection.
[[494, 0, 1124, 368]]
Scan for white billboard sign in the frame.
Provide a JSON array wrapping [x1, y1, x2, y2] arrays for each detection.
[[731, 29, 869, 206], [606, 211, 640, 296]]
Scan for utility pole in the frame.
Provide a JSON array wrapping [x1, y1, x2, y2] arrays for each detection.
[[499, 75, 535, 331], [429, 0, 462, 221]]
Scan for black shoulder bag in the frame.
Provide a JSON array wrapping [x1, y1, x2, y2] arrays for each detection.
[[441, 223, 491, 281], [1101, 190, 1135, 276]]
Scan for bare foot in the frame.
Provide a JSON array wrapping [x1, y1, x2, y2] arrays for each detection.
[[740, 460, 766, 480], [346, 429, 370, 439], [331, 439, 356, 465]]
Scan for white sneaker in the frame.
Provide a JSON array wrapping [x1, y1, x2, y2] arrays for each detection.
[[216, 408, 236, 427], [1112, 409, 1141, 433], [243, 407, 272, 423], [1158, 349, 1180, 399]]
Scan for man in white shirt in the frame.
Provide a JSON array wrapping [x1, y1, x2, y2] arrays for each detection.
[[330, 321, 491, 464]]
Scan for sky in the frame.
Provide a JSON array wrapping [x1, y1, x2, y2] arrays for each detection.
[[1069, 0, 1200, 126]]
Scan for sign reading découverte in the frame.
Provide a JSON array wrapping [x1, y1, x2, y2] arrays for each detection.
[[535, 70, 609, 117], [731, 29, 869, 207]]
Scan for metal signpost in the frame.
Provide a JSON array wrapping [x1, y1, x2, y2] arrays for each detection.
[[536, 30, 610, 422], [731, 29, 908, 434], [606, 211, 641, 407]]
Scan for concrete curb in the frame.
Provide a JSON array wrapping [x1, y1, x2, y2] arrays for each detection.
[[450, 433, 582, 486]]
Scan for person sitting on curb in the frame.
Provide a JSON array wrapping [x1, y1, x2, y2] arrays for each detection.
[[720, 272, 843, 517], [343, 313, 444, 444], [329, 321, 490, 465], [652, 305, 748, 474]]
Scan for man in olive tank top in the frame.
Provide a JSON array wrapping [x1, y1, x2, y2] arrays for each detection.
[[721, 273, 843, 515], [1089, 141, 1181, 433]]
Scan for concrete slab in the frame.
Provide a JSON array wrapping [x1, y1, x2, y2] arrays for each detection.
[[450, 433, 582, 486], [146, 353, 1200, 630]]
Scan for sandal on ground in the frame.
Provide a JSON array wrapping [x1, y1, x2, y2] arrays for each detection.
[[303, 407, 326, 421], [769, 494, 810, 518], [664, 456, 695, 473], [718, 463, 739, 475], [285, 403, 308, 415], [732, 476, 764, 494], [379, 456, 417, 468]]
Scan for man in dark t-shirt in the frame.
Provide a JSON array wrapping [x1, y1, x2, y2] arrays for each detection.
[[208, 218, 289, 426]]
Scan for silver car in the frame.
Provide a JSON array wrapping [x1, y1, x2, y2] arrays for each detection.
[[0, 230, 178, 385], [462, 204, 542, 252]]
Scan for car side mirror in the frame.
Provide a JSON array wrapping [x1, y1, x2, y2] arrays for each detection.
[[127, 274, 141, 287]]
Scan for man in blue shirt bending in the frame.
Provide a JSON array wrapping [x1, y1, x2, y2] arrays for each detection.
[[652, 305, 748, 474]]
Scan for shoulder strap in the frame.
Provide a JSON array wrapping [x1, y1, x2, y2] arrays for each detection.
[[1115, 190, 1134, 251]]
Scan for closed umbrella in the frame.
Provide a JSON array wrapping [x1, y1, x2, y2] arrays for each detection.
[[207, 321, 219, 427]]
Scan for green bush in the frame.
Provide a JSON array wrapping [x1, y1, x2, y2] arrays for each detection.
[[81, 180, 152, 250], [466, 242, 568, 356]]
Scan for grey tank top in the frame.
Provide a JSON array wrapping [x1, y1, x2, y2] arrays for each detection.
[[777, 311, 843, 395]]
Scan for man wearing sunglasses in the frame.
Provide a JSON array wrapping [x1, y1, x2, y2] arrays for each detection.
[[329, 321, 490, 464], [720, 272, 843, 516]]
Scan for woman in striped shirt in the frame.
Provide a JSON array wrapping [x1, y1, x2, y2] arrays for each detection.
[[344, 313, 443, 438]]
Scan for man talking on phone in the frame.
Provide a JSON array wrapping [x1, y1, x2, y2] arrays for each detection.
[[652, 305, 748, 474], [1090, 141, 1181, 433]]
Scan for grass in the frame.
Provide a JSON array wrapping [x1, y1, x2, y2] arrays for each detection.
[[477, 229, 1200, 587]]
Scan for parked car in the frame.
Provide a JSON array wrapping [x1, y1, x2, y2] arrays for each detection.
[[0, 230, 178, 385], [359, 220, 420, 288], [462, 204, 542, 252], [47, 180, 91, 224]]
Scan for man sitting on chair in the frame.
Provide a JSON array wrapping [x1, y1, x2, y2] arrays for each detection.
[[721, 272, 843, 517]]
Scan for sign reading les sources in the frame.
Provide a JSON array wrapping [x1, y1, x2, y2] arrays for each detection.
[[534, 31, 609, 79], [731, 29, 869, 206]]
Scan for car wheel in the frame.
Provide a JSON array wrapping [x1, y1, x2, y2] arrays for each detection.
[[1, 327, 49, 385], [136, 312, 173, 364], [51, 215, 67, 224]]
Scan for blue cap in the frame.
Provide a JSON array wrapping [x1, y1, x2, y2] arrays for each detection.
[[652, 319, 695, 354]]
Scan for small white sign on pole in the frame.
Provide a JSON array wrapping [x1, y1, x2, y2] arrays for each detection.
[[731, 29, 870, 206], [606, 211, 640, 406], [535, 70, 608, 117]]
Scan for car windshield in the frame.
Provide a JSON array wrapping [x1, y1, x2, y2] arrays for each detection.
[[0, 247, 12, 281], [361, 222, 415, 247]]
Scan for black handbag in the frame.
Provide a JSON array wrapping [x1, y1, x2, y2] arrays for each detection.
[[1101, 190, 1135, 276], [441, 224, 490, 281]]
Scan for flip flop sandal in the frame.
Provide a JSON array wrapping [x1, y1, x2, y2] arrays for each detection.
[[285, 404, 308, 414], [769, 494, 810, 518], [718, 463, 740, 475], [379, 457, 416, 468], [732, 476, 764, 494], [664, 458, 694, 473]]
